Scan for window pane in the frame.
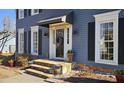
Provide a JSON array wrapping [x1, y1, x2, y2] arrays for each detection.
[[109, 42, 113, 48], [109, 48, 113, 54], [53, 30, 55, 44], [67, 28, 69, 44], [20, 33, 24, 52], [100, 22, 113, 60], [34, 9, 39, 13], [19, 9, 24, 19], [33, 32, 38, 53]]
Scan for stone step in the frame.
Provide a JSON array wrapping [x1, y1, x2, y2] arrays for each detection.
[[30, 64, 52, 73], [26, 69, 54, 78], [45, 78, 67, 83], [34, 59, 60, 67]]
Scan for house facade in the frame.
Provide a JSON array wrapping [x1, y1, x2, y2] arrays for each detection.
[[16, 9, 124, 66]]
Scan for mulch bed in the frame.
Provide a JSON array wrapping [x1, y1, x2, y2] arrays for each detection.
[[64, 76, 115, 83], [74, 71, 116, 82], [62, 64, 117, 83], [72, 64, 113, 74]]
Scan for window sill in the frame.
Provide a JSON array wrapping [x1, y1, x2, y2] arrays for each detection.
[[31, 52, 38, 56]]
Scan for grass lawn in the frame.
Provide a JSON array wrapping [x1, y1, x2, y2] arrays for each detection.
[[0, 53, 21, 79], [0, 53, 14, 56]]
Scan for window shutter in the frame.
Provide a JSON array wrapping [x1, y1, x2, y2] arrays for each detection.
[[38, 29, 42, 55], [24, 31, 27, 54], [16, 31, 18, 53], [24, 9, 27, 17], [28, 30, 31, 54], [88, 22, 95, 61], [39, 9, 42, 13], [28, 9, 31, 16], [118, 18, 124, 64], [16, 9, 18, 19]]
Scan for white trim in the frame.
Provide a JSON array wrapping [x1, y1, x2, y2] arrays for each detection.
[[62, 16, 66, 22], [49, 23, 72, 60], [18, 9, 24, 19], [94, 10, 121, 19], [31, 9, 39, 15], [38, 16, 66, 23], [31, 26, 39, 55], [94, 10, 121, 65], [18, 28, 24, 54]]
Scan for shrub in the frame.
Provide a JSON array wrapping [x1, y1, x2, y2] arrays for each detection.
[[16, 55, 28, 67], [1, 54, 15, 66], [113, 70, 124, 75], [67, 50, 73, 54]]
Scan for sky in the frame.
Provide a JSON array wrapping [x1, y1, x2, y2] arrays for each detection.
[[0, 9, 16, 53], [0, 9, 16, 31]]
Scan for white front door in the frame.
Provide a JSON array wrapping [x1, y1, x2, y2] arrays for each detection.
[[49, 23, 72, 60]]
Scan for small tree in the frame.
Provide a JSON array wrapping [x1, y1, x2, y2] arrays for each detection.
[[0, 16, 16, 53]]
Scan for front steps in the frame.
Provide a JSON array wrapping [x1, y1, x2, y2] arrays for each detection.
[[25, 59, 72, 79], [26, 69, 53, 78], [30, 64, 51, 73]]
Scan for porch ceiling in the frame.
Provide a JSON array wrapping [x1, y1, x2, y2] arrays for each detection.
[[37, 12, 73, 28]]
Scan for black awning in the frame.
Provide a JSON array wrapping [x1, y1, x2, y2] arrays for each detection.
[[37, 12, 73, 28]]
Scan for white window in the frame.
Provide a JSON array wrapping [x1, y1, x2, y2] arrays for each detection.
[[94, 10, 121, 65], [18, 28, 24, 54], [31, 9, 39, 15], [18, 9, 24, 19], [31, 26, 39, 55]]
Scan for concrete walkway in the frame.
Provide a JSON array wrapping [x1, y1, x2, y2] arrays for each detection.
[[0, 73, 47, 83]]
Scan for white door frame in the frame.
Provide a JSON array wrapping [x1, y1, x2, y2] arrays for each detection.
[[49, 23, 72, 60]]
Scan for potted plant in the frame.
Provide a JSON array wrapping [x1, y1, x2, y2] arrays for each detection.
[[67, 50, 74, 62], [52, 65, 62, 75], [113, 70, 124, 83], [8, 59, 14, 67]]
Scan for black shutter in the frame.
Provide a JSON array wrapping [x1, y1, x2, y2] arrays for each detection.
[[39, 9, 42, 13], [38, 29, 42, 55], [16, 9, 18, 19], [28, 9, 31, 16], [118, 18, 124, 64], [28, 30, 31, 54], [16, 31, 18, 53], [24, 31, 27, 54], [88, 22, 95, 61], [24, 9, 27, 17]]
